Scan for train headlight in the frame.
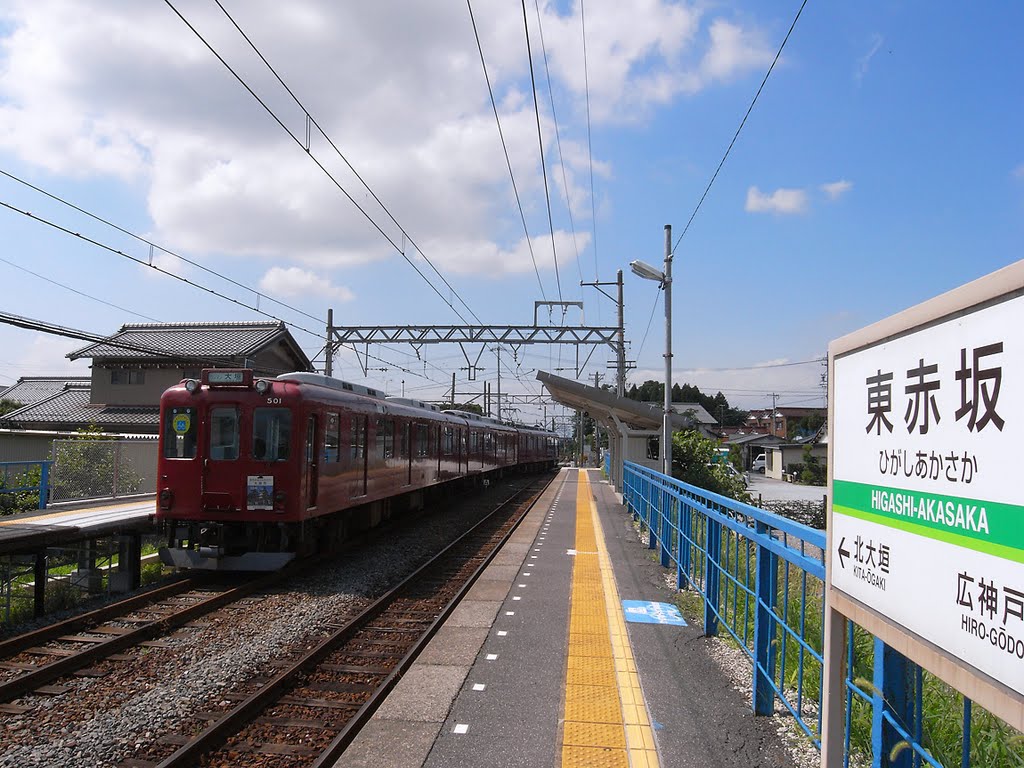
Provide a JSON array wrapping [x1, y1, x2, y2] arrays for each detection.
[[184, 379, 199, 394], [255, 379, 270, 395], [159, 488, 174, 510]]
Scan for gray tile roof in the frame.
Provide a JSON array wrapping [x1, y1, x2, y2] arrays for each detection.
[[0, 385, 158, 430], [0, 377, 91, 406], [67, 321, 294, 361]]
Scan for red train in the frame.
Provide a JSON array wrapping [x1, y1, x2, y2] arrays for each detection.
[[156, 369, 559, 570]]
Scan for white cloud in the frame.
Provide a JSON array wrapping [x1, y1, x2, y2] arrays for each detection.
[[745, 186, 808, 215], [1014, 164, 1024, 179], [0, 0, 775, 287], [821, 179, 853, 200], [259, 266, 354, 302]]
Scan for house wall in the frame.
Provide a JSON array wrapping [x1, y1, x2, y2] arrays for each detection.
[[766, 444, 827, 480], [91, 367, 188, 406]]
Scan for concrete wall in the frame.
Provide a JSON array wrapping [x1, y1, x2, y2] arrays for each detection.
[[90, 367, 187, 406]]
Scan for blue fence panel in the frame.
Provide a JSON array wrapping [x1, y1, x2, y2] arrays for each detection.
[[0, 460, 52, 510], [620, 460, 998, 767]]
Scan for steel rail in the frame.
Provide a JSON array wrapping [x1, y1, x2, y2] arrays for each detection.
[[0, 575, 199, 659], [0, 570, 286, 704], [154, 472, 555, 768]]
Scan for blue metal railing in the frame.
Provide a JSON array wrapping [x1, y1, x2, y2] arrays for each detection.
[[621, 460, 1001, 767], [624, 460, 827, 742], [0, 460, 52, 510]]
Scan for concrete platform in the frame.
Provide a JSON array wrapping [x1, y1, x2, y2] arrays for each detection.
[[334, 467, 797, 768], [0, 499, 155, 555]]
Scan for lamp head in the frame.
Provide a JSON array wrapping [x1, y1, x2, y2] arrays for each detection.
[[629, 259, 665, 283]]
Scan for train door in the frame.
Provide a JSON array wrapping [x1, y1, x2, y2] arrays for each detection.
[[402, 422, 412, 486], [304, 413, 318, 508], [351, 416, 367, 497]]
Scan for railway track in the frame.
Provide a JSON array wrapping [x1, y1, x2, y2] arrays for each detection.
[[0, 573, 282, 709], [127, 471, 554, 768]]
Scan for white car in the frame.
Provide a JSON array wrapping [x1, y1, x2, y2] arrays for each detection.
[[751, 455, 766, 473]]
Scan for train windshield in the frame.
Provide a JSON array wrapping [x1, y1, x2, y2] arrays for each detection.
[[163, 406, 197, 459], [253, 408, 292, 461], [209, 407, 239, 460]]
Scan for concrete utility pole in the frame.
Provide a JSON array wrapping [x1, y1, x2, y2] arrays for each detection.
[[662, 225, 673, 477], [325, 308, 334, 376], [580, 272, 627, 398]]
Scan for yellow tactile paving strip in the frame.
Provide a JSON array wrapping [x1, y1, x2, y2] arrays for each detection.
[[560, 470, 659, 768]]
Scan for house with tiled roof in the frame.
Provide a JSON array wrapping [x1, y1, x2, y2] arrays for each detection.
[[1, 321, 313, 435], [0, 376, 91, 407]]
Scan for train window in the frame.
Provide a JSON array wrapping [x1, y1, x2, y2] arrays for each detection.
[[400, 422, 409, 459], [442, 427, 454, 456], [324, 412, 340, 463], [470, 431, 479, 454], [209, 407, 239, 461], [415, 424, 428, 457], [163, 407, 197, 459], [376, 418, 394, 459], [352, 417, 366, 461], [253, 408, 292, 461], [483, 432, 493, 453]]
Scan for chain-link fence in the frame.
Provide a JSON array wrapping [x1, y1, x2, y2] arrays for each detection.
[[49, 439, 158, 504]]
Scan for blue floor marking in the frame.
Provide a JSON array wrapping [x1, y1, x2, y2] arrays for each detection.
[[621, 600, 688, 626]]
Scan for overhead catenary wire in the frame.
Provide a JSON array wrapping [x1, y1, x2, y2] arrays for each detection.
[[0, 168, 322, 328], [162, 0, 474, 326], [532, 0, 584, 291], [0, 254, 161, 322], [580, 0, 599, 286], [466, 0, 547, 303], [0, 199, 323, 340], [673, 0, 810, 251], [521, 0, 563, 305], [210, 0, 481, 325], [0, 310, 298, 375]]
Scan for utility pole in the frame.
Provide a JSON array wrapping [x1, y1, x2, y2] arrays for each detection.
[[495, 346, 502, 422], [617, 269, 625, 397], [662, 225, 673, 477], [451, 372, 456, 408], [580, 271, 627, 397], [767, 392, 780, 437], [325, 308, 334, 376]]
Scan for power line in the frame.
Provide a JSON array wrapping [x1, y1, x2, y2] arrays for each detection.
[[674, 0, 810, 251], [533, 0, 584, 290], [0, 310, 297, 374], [466, 0, 547, 303], [0, 199, 323, 340], [635, 287, 662, 358], [0, 168, 322, 327], [580, 0, 600, 286], [679, 357, 825, 372], [162, 0, 474, 325], [0, 254, 160, 322], [210, 0, 481, 325], [521, 0, 563, 304]]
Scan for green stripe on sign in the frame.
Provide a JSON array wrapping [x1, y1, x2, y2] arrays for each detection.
[[832, 479, 1024, 559]]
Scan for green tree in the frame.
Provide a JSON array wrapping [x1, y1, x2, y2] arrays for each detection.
[[799, 445, 827, 486], [670, 429, 750, 503], [787, 411, 826, 440], [449, 402, 484, 416]]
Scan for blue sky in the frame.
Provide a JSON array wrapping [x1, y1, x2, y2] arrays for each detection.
[[0, 1, 1021, 427]]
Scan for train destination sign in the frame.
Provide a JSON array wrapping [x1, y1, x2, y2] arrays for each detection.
[[831, 282, 1024, 703]]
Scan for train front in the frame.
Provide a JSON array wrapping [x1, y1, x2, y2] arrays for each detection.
[[156, 369, 301, 570]]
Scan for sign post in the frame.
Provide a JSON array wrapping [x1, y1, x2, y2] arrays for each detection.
[[821, 262, 1024, 764]]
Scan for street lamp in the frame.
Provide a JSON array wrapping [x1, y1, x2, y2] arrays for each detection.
[[630, 224, 674, 476]]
